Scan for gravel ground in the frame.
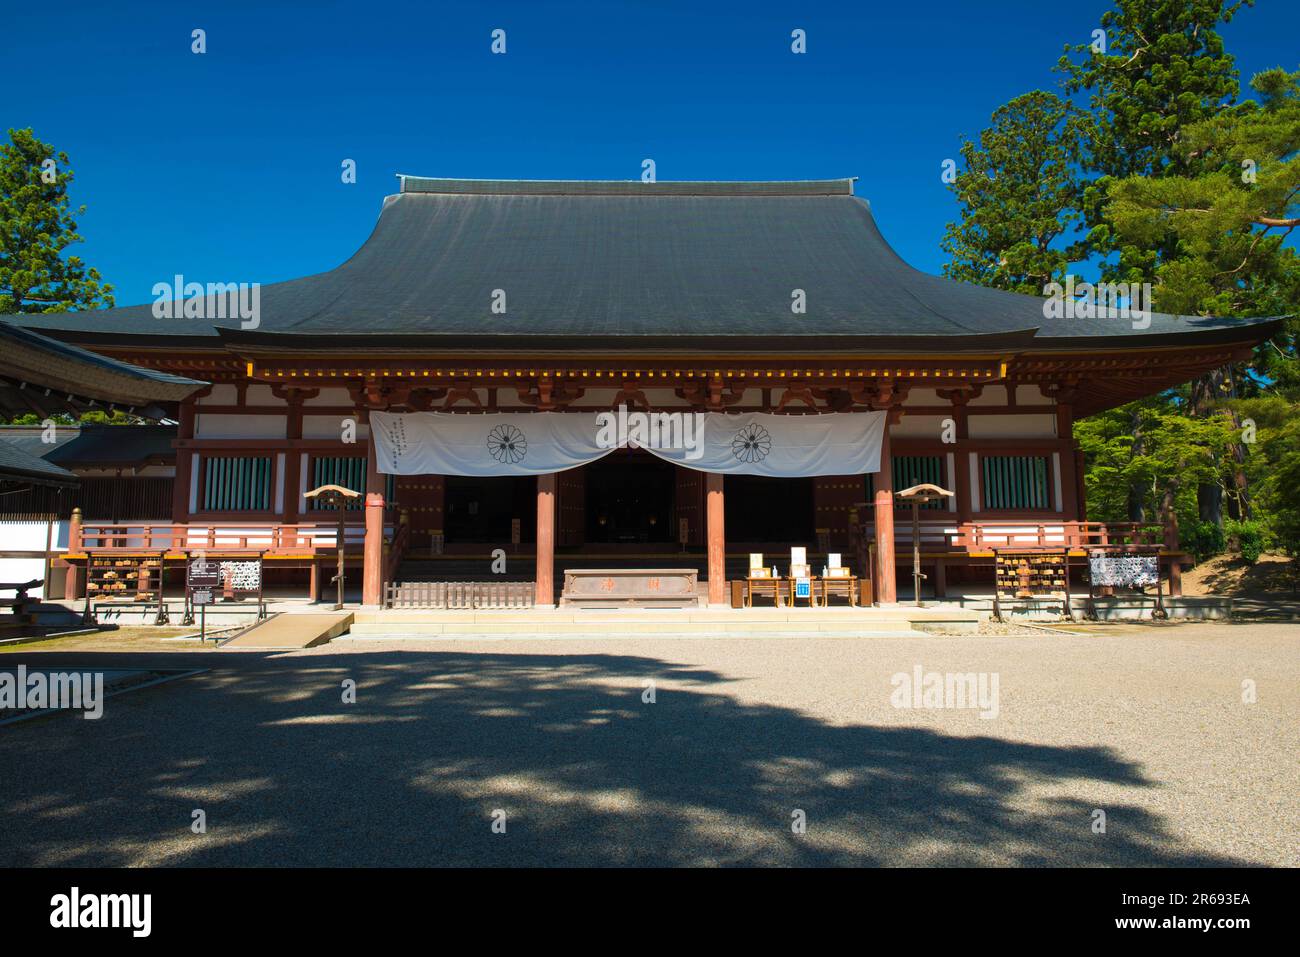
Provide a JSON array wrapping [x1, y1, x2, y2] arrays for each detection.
[[0, 622, 1294, 867]]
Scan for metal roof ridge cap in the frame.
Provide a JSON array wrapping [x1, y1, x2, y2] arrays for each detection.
[[395, 175, 857, 196]]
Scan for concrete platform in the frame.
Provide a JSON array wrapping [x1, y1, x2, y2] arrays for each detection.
[[344, 605, 981, 638]]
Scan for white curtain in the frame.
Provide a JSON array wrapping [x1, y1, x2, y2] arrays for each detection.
[[371, 409, 887, 478]]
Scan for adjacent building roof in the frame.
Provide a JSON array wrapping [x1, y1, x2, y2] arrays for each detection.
[[0, 319, 207, 418], [0, 424, 177, 470], [9, 177, 1282, 354], [0, 436, 77, 487]]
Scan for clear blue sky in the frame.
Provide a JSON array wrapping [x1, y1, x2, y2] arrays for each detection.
[[6, 0, 1297, 306]]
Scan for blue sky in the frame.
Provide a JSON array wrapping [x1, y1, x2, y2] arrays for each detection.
[[6, 0, 1298, 306]]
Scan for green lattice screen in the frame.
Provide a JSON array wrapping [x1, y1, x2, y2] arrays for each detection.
[[865, 456, 948, 509], [981, 455, 1051, 510], [202, 456, 273, 511]]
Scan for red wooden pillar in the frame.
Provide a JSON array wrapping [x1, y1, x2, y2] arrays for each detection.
[[282, 393, 304, 524], [1056, 398, 1080, 520], [65, 506, 83, 600], [874, 424, 898, 603], [536, 472, 556, 605], [172, 396, 197, 523], [362, 438, 385, 606], [706, 471, 726, 605]]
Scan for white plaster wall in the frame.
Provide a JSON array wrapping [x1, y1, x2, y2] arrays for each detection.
[[892, 415, 949, 439], [1015, 385, 1049, 405], [195, 414, 286, 439], [967, 413, 1057, 439], [303, 387, 354, 407], [967, 385, 1008, 407], [200, 384, 239, 405], [302, 415, 357, 440], [245, 384, 280, 405]]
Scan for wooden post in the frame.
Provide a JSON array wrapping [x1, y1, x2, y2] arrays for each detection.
[[706, 471, 726, 605], [65, 506, 83, 600], [172, 396, 197, 523], [874, 424, 897, 603], [536, 472, 556, 605], [910, 498, 922, 607], [362, 439, 384, 606]]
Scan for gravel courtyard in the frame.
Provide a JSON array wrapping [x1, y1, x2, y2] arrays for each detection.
[[1, 622, 1295, 867]]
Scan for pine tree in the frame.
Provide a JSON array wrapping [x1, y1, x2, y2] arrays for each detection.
[[0, 128, 114, 314]]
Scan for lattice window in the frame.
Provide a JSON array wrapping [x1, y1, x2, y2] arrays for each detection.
[[981, 455, 1051, 510], [202, 456, 273, 511], [308, 456, 393, 509], [865, 455, 948, 509]]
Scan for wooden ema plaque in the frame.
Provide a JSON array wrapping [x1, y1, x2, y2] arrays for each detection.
[[994, 550, 1069, 598]]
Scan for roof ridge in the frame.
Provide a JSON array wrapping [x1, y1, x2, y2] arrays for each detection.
[[396, 175, 856, 196]]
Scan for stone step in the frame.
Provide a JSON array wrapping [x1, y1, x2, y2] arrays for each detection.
[[347, 619, 925, 635], [339, 629, 929, 641], [352, 607, 971, 624]]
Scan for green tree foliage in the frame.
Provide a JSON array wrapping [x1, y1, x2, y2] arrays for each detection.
[[1232, 396, 1300, 555], [1106, 67, 1300, 387], [945, 1, 1299, 568], [0, 128, 114, 314], [1075, 398, 1241, 533], [1057, 0, 1250, 281], [941, 91, 1088, 294]]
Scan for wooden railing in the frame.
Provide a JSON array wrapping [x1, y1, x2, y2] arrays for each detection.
[[860, 520, 1169, 553], [383, 516, 410, 592], [386, 581, 534, 609], [950, 521, 1166, 551], [74, 522, 371, 554]]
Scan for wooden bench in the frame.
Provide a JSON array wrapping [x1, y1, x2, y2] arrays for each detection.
[[561, 568, 700, 608]]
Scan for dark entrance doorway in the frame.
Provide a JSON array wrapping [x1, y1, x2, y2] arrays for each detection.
[[445, 475, 536, 544], [724, 475, 815, 544], [584, 450, 675, 544]]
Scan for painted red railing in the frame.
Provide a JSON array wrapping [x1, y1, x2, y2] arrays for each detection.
[[74, 522, 370, 553], [382, 517, 409, 590], [862, 520, 1169, 552]]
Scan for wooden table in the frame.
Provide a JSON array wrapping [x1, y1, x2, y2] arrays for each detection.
[[817, 575, 858, 607], [745, 577, 785, 607], [786, 577, 819, 607]]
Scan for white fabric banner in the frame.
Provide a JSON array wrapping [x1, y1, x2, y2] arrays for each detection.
[[371, 409, 887, 478]]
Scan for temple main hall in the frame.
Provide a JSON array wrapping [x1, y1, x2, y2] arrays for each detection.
[[2, 176, 1279, 611]]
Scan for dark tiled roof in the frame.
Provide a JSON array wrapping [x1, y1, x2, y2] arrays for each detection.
[[0, 424, 176, 469], [0, 320, 207, 417], [0, 436, 77, 485], [8, 178, 1281, 351]]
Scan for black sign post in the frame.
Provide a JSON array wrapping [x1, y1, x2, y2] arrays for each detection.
[[187, 558, 221, 642]]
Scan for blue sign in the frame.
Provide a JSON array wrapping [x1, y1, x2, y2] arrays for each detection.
[[795, 577, 811, 599]]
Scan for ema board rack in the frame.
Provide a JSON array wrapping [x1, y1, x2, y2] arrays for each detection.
[[83, 551, 172, 625], [991, 548, 1073, 622]]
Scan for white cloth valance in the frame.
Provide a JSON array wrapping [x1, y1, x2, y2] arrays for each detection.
[[370, 409, 887, 478]]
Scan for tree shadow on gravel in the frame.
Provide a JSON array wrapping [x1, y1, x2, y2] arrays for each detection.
[[0, 649, 1245, 867]]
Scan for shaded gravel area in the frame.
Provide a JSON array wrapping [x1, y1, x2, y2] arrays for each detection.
[[0, 622, 1294, 866]]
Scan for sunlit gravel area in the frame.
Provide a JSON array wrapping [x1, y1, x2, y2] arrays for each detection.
[[1, 622, 1294, 866]]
